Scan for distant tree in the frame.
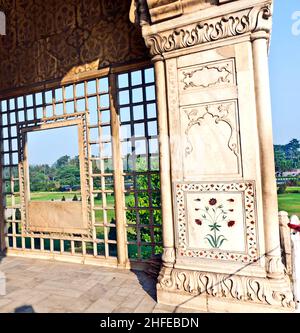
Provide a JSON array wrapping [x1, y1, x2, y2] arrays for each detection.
[[53, 155, 71, 168], [61, 196, 66, 201], [277, 184, 287, 195], [55, 165, 80, 187], [72, 194, 78, 201], [274, 139, 300, 172]]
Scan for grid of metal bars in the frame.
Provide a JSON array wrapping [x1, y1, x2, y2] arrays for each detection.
[[117, 68, 162, 260], [0, 65, 162, 264]]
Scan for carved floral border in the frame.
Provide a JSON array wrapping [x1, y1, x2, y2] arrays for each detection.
[[175, 181, 259, 263]]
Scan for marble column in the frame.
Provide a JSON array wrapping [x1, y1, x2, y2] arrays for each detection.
[[252, 31, 285, 279], [153, 55, 175, 267]]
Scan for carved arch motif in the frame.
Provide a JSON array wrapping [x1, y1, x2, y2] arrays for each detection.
[[184, 101, 239, 158]]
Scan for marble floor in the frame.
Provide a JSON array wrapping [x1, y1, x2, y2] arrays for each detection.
[[0, 256, 200, 313]]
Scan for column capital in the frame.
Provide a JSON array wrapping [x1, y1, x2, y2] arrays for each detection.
[[251, 30, 270, 41], [141, 0, 273, 56], [152, 54, 165, 63]]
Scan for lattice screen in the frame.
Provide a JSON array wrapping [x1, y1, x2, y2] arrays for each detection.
[[117, 68, 162, 260], [0, 65, 162, 265]]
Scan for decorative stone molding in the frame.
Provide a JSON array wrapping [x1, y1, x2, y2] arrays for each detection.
[[183, 100, 239, 158], [162, 247, 176, 266], [158, 267, 296, 309], [146, 0, 183, 23], [144, 2, 273, 55], [130, 0, 150, 26], [181, 60, 235, 90], [266, 255, 286, 279]]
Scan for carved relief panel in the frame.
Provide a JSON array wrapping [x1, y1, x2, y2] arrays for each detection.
[[166, 42, 265, 272], [182, 100, 241, 178], [174, 56, 242, 180], [178, 59, 236, 92]]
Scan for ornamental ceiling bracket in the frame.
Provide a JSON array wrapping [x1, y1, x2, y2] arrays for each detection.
[[141, 1, 273, 56]]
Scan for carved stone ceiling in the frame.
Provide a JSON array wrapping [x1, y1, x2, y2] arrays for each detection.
[[0, 0, 149, 93]]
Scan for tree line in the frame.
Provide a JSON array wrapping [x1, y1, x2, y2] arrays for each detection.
[[30, 155, 81, 192], [274, 139, 300, 173], [29, 138, 300, 192]]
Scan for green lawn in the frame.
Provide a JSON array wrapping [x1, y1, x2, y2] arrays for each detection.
[[6, 192, 81, 205], [31, 192, 81, 202], [278, 187, 300, 217]]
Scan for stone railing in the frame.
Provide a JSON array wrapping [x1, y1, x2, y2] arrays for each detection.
[[279, 211, 300, 307]]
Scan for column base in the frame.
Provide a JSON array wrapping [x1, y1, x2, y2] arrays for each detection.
[[156, 267, 296, 313]]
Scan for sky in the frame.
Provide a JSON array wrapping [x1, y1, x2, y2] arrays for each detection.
[[269, 0, 300, 145], [28, 126, 79, 166]]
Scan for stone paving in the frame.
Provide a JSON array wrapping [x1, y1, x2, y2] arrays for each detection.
[[0, 256, 200, 313]]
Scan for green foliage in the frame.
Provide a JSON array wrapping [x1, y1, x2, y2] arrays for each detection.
[[274, 139, 300, 172], [61, 196, 66, 201], [277, 184, 287, 195], [56, 165, 80, 187], [126, 158, 162, 259], [29, 155, 81, 192], [72, 194, 78, 201]]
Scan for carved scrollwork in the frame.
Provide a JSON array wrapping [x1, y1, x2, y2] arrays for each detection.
[[184, 101, 239, 157], [182, 63, 233, 90], [158, 267, 295, 309], [0, 0, 149, 92], [144, 3, 273, 55]]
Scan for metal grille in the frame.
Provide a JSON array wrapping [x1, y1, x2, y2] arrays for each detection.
[[0, 65, 161, 265], [117, 68, 162, 260]]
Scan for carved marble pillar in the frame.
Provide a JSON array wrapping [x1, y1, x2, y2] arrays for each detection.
[[153, 56, 176, 267], [137, 0, 295, 312], [251, 31, 285, 280]]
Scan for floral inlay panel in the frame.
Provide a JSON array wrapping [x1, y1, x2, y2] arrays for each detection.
[[175, 181, 259, 263]]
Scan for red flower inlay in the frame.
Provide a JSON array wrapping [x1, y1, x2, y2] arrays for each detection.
[[209, 198, 217, 206], [227, 199, 235, 203], [228, 220, 235, 227], [195, 219, 202, 226]]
